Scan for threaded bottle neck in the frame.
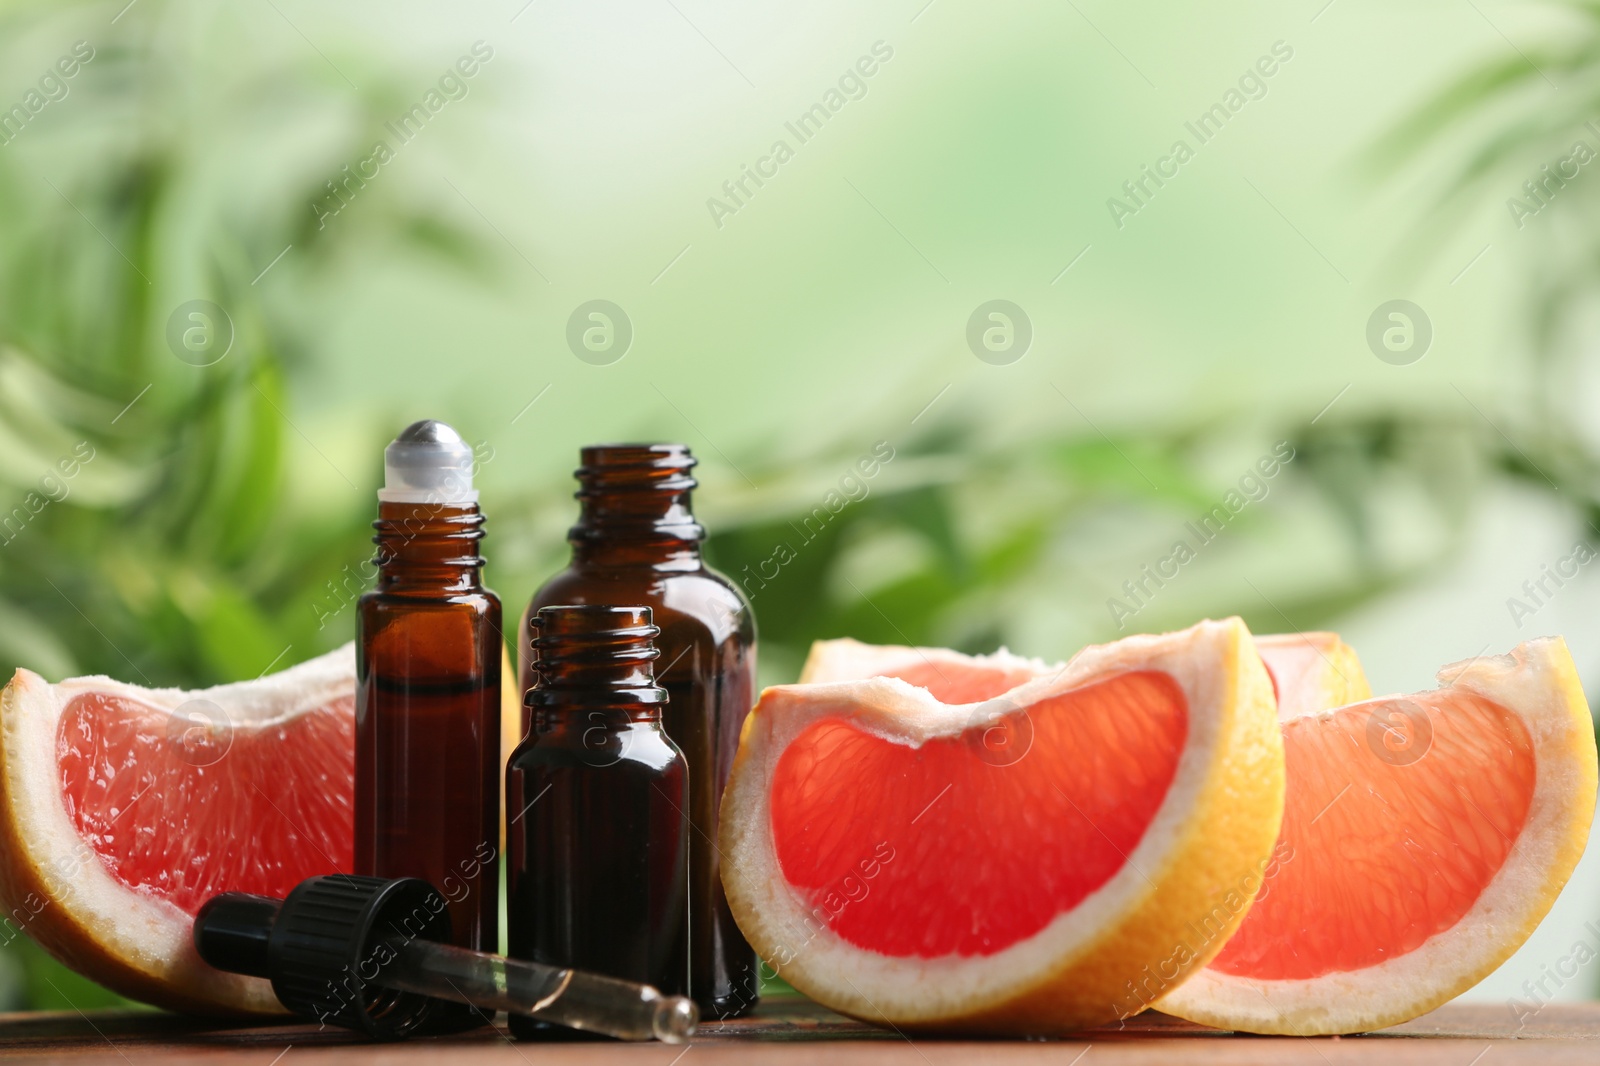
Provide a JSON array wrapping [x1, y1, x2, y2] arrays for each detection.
[[372, 502, 485, 592], [527, 605, 667, 711], [569, 444, 704, 568]]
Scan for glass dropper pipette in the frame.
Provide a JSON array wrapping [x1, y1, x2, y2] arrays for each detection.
[[379, 935, 697, 1041], [193, 874, 698, 1042]]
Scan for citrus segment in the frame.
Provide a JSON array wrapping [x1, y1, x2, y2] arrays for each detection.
[[1210, 691, 1535, 979], [722, 618, 1284, 1034], [1160, 637, 1596, 1035], [56, 691, 354, 916], [771, 672, 1187, 958], [0, 645, 356, 1015]]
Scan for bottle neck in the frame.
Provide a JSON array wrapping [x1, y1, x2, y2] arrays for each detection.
[[373, 502, 485, 593], [567, 444, 705, 572], [527, 605, 667, 719], [533, 705, 660, 729]]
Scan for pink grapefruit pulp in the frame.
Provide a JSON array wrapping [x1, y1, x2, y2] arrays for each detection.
[[723, 619, 1285, 1034], [0, 645, 356, 1014], [770, 670, 1188, 958], [1160, 636, 1596, 1034]]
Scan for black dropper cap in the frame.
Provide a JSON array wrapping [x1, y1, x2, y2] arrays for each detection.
[[195, 875, 451, 1040]]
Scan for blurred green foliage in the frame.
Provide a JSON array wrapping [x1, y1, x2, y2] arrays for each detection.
[[0, 0, 500, 1009], [0, 5, 501, 693], [1, 0, 1599, 1017], [1366, 0, 1600, 418]]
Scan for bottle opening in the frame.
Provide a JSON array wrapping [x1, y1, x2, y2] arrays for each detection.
[[570, 444, 702, 546], [576, 444, 696, 493], [534, 605, 659, 666], [379, 420, 479, 505], [527, 604, 667, 706]]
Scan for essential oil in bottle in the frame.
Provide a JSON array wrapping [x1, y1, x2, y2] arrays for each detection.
[[519, 445, 759, 1019], [355, 420, 501, 1030], [506, 604, 689, 1040]]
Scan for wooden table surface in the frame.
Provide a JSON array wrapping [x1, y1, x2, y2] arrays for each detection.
[[2, 995, 1596, 1064]]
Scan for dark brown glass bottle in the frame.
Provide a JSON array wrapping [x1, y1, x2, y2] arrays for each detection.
[[355, 422, 501, 1031], [519, 444, 758, 1019], [506, 604, 689, 1039]]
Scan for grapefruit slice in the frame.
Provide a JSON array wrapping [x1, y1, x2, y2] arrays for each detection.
[[0, 645, 356, 1015], [1158, 637, 1597, 1034], [1252, 632, 1370, 718], [801, 631, 1372, 717], [722, 618, 1285, 1034]]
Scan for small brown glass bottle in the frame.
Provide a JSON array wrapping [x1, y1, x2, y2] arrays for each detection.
[[519, 445, 758, 1019], [355, 421, 501, 1031], [506, 605, 689, 1040]]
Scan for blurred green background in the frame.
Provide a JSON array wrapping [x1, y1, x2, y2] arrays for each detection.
[[3, 0, 1600, 1013]]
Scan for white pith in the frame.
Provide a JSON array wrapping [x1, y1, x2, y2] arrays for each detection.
[[798, 637, 1062, 688], [1159, 636, 1598, 1034], [0, 643, 354, 1014], [724, 619, 1256, 1023]]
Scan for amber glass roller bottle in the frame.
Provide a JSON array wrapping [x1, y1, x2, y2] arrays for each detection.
[[356, 421, 502, 1028]]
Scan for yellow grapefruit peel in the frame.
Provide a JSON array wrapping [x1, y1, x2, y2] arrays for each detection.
[[721, 617, 1285, 1035], [1158, 636, 1597, 1035]]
